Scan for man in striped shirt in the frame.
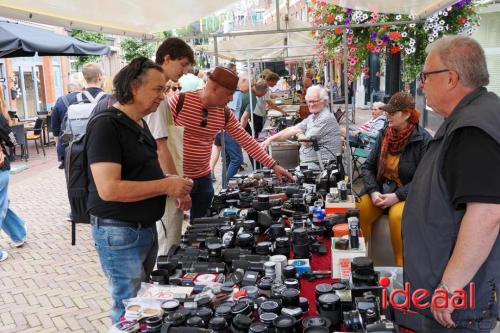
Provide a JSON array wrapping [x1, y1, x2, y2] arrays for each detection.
[[169, 67, 293, 221]]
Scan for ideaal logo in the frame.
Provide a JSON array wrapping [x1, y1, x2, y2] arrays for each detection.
[[379, 277, 475, 310]]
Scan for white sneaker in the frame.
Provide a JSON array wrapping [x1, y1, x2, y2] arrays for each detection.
[[0, 250, 8, 262], [11, 239, 25, 248]]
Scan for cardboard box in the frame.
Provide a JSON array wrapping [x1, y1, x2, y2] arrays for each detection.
[[325, 195, 356, 215], [331, 236, 367, 279]]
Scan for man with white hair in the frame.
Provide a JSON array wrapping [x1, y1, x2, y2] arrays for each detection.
[[342, 101, 387, 147], [261, 85, 341, 170], [403, 35, 500, 332]]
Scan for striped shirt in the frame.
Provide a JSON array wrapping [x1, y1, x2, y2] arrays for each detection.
[[169, 90, 275, 179]]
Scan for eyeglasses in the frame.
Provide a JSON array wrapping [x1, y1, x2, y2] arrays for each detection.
[[200, 108, 208, 127], [171, 86, 182, 92], [418, 69, 449, 83], [306, 99, 322, 105]]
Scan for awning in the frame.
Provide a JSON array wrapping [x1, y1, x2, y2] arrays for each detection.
[[0, 20, 110, 58], [0, 0, 237, 38]]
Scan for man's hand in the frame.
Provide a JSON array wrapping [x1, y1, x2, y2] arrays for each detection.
[[164, 176, 193, 198], [261, 138, 272, 150], [273, 165, 293, 182], [297, 134, 312, 148], [431, 284, 456, 328], [352, 130, 360, 137], [378, 193, 400, 209], [176, 194, 192, 211]]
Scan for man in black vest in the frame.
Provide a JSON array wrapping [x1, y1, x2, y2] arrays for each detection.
[[402, 36, 500, 332]]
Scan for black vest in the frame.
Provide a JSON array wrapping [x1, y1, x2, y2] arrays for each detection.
[[402, 87, 500, 321]]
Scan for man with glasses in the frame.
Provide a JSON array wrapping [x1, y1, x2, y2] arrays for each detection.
[[402, 35, 500, 332], [341, 101, 387, 147], [261, 85, 341, 170], [168, 67, 293, 221]]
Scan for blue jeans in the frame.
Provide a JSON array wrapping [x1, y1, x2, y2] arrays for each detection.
[[190, 174, 214, 222], [91, 219, 158, 323], [0, 170, 27, 249], [224, 132, 243, 185]]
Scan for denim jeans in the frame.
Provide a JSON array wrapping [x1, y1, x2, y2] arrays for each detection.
[[190, 174, 214, 222], [91, 219, 158, 323], [0, 170, 27, 250], [224, 132, 243, 185]]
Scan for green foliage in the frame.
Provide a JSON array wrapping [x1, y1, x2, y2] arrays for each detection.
[[120, 38, 156, 63], [70, 30, 107, 68]]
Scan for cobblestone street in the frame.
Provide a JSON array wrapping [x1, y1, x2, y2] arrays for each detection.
[[0, 147, 112, 332]]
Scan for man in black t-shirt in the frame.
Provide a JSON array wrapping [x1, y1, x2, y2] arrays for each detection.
[[86, 58, 192, 323], [402, 36, 500, 332]]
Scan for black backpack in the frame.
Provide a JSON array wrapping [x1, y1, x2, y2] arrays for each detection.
[[65, 109, 142, 245]]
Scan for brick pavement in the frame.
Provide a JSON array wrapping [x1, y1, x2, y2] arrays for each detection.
[[0, 146, 112, 332]]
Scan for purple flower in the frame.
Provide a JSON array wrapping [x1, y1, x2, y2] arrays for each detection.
[[344, 18, 351, 25], [346, 8, 352, 15], [382, 34, 390, 43], [371, 32, 378, 40]]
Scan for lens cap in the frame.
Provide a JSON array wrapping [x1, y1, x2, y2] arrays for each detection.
[[274, 314, 297, 328]]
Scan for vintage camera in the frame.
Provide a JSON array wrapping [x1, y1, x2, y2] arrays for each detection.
[[348, 217, 360, 249], [350, 257, 382, 301], [355, 291, 381, 326], [343, 310, 398, 333], [283, 194, 308, 213]]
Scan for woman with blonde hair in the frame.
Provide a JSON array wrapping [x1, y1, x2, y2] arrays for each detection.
[[0, 88, 27, 262]]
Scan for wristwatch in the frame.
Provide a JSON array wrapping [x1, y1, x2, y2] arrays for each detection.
[[435, 281, 453, 298]]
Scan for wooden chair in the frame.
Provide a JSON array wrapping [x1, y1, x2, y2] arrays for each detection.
[[26, 118, 46, 156]]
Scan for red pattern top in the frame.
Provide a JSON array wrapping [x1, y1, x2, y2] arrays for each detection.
[[169, 90, 275, 179]]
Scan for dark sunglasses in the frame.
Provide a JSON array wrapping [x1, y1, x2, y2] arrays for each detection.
[[200, 108, 208, 127]]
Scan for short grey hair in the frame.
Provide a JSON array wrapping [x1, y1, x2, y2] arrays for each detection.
[[305, 85, 329, 102], [372, 101, 385, 109], [426, 35, 489, 88]]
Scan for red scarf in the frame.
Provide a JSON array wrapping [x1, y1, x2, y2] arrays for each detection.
[[376, 123, 416, 181]]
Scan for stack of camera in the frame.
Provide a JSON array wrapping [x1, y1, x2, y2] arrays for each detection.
[[139, 168, 399, 333]]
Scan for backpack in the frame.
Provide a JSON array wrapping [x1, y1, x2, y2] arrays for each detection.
[[65, 109, 142, 245], [61, 91, 106, 145]]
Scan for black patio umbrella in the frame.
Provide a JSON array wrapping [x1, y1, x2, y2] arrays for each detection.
[[0, 20, 110, 58]]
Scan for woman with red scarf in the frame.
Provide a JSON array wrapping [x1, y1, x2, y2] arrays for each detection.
[[358, 92, 431, 266]]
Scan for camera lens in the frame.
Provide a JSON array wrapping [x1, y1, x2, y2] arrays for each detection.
[[304, 327, 329, 333], [231, 313, 253, 333], [274, 236, 290, 256], [258, 276, 274, 297], [215, 303, 234, 323], [332, 282, 347, 291], [351, 257, 373, 271], [186, 316, 205, 328], [299, 296, 309, 313], [259, 300, 281, 315], [268, 224, 286, 241], [243, 285, 259, 299], [231, 299, 253, 317], [281, 288, 300, 308], [209, 316, 228, 332], [346, 208, 360, 219], [236, 232, 255, 250], [271, 282, 287, 299], [206, 238, 223, 260], [283, 265, 297, 279], [258, 194, 270, 203], [264, 261, 277, 280], [302, 316, 332, 332], [284, 278, 300, 290], [196, 296, 212, 309], [270, 206, 283, 219], [161, 299, 180, 313], [256, 241, 273, 255], [259, 312, 278, 327], [343, 310, 364, 331], [250, 323, 269, 333], [164, 311, 186, 327], [195, 307, 213, 325], [273, 314, 297, 333], [316, 293, 341, 329], [315, 283, 334, 299], [145, 315, 162, 332], [150, 269, 169, 285], [243, 219, 257, 232], [292, 228, 310, 258]]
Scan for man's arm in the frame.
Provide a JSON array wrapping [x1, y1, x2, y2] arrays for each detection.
[[267, 100, 285, 114], [156, 138, 178, 175], [90, 162, 192, 202], [240, 111, 250, 129]]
